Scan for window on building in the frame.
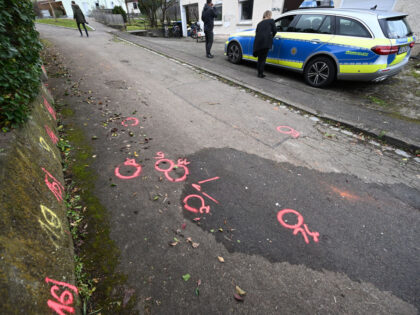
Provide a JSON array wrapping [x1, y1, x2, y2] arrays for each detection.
[[337, 17, 371, 38], [133, 2, 138, 9], [214, 4, 222, 21], [239, 0, 253, 21], [95, 2, 99, 8]]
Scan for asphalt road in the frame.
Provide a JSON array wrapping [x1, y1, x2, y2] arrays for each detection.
[[115, 30, 420, 151], [37, 22, 419, 314]]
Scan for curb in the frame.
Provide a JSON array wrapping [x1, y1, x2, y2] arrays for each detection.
[[114, 32, 419, 155]]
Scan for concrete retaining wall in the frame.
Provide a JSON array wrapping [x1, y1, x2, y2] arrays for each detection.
[[0, 85, 80, 314]]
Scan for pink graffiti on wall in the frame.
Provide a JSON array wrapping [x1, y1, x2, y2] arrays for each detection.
[[276, 126, 300, 138], [277, 209, 319, 244], [42, 168, 64, 202], [121, 117, 139, 127], [183, 177, 220, 217], [45, 277, 78, 315], [154, 152, 190, 182], [44, 97, 56, 121], [114, 158, 142, 179], [45, 125, 59, 145]]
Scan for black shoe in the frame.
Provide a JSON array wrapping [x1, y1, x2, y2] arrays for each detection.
[[207, 54, 214, 58], [258, 74, 266, 78]]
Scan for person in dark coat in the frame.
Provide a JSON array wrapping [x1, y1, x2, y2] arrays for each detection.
[[71, 1, 89, 37], [253, 10, 277, 78], [201, 0, 217, 58]]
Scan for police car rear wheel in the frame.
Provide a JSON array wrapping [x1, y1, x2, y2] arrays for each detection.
[[304, 57, 335, 88], [228, 42, 242, 64]]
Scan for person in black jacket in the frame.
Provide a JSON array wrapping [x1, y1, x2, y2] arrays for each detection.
[[71, 1, 89, 37], [253, 10, 277, 78], [201, 0, 217, 58]]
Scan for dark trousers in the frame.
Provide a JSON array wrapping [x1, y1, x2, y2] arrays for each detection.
[[205, 30, 214, 55], [257, 48, 269, 75], [77, 22, 89, 37]]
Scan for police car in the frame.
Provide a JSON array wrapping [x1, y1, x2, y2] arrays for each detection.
[[225, 3, 415, 88]]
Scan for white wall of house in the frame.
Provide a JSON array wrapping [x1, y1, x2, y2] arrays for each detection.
[[127, 2, 141, 15], [180, 0, 280, 37], [62, 0, 127, 18], [180, 0, 419, 48]]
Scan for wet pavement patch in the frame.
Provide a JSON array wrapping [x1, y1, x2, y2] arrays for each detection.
[[181, 148, 419, 308]]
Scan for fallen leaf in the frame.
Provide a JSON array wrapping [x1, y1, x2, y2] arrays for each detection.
[[174, 237, 180, 242], [233, 293, 244, 302], [186, 237, 192, 243], [235, 286, 246, 296], [219, 228, 223, 232], [182, 274, 191, 282], [153, 196, 159, 201], [217, 256, 225, 263], [193, 217, 200, 221], [192, 242, 199, 248], [210, 229, 215, 233], [197, 279, 201, 286], [195, 288, 200, 296], [181, 223, 187, 230], [169, 241, 178, 246]]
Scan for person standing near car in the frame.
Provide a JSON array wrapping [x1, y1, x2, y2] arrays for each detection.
[[201, 0, 217, 58], [71, 1, 89, 37], [253, 10, 277, 78]]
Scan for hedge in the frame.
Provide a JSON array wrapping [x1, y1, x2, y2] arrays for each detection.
[[0, 0, 42, 129], [112, 6, 127, 23]]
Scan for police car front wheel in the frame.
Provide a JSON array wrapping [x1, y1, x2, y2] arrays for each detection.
[[304, 57, 335, 88], [228, 42, 242, 64]]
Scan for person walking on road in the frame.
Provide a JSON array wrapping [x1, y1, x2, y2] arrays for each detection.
[[71, 1, 89, 37], [201, 0, 217, 58], [253, 10, 277, 78]]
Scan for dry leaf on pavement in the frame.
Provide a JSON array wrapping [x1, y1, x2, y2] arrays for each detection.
[[235, 285, 246, 296]]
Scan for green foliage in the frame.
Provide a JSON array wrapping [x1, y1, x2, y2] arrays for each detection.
[[0, 0, 42, 128], [112, 5, 127, 23]]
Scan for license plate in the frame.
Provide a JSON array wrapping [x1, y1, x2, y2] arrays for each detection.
[[398, 45, 409, 55]]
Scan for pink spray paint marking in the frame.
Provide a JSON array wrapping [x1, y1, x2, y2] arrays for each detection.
[[185, 177, 220, 216], [277, 209, 319, 244], [154, 152, 190, 182], [192, 177, 220, 204], [45, 125, 59, 145], [45, 277, 78, 315], [121, 117, 139, 127], [183, 194, 210, 214], [44, 96, 56, 120], [276, 126, 300, 138], [114, 158, 142, 180], [42, 168, 64, 202]]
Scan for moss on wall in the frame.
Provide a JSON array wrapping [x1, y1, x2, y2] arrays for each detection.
[[0, 91, 80, 313]]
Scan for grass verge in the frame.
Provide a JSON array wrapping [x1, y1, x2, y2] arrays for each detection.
[[36, 18, 94, 30]]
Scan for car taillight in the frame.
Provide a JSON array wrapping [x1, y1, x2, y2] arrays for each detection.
[[409, 42, 415, 48], [371, 45, 399, 55]]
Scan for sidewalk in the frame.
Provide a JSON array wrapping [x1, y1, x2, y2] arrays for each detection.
[[113, 30, 420, 152]]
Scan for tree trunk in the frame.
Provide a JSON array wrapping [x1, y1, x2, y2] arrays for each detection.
[[48, 0, 57, 21], [124, 0, 131, 24]]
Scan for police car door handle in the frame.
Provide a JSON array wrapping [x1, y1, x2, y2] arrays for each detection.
[[311, 39, 321, 44]]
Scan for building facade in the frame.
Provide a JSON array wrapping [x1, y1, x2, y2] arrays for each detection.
[[179, 0, 419, 48], [60, 0, 129, 17]]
